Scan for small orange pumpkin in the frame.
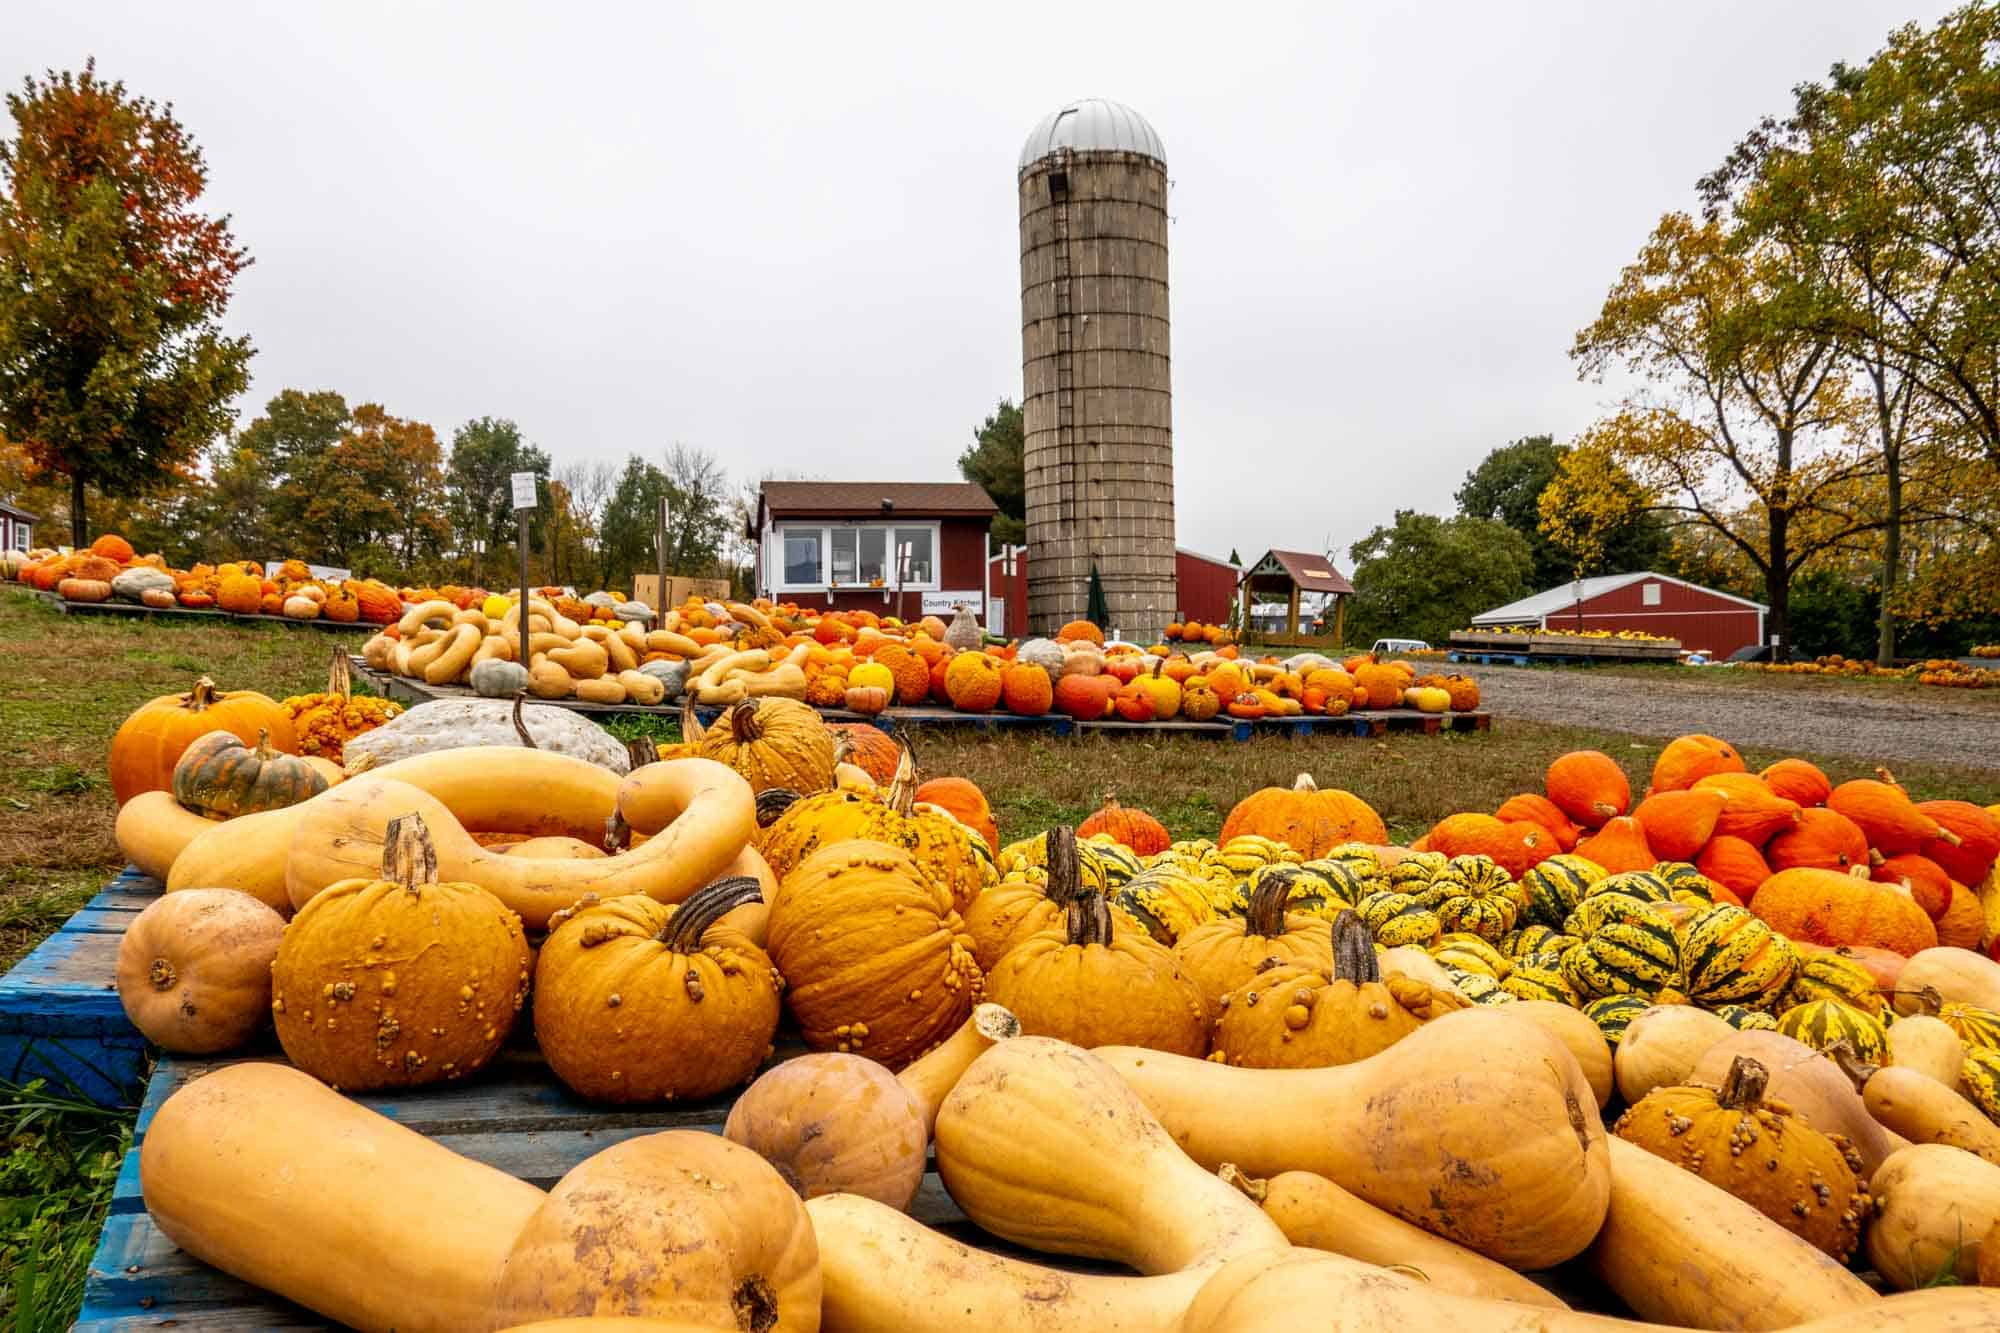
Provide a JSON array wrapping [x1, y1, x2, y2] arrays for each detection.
[[1546, 750, 1630, 830], [1632, 788, 1727, 862], [1077, 792, 1171, 857], [1219, 773, 1386, 855], [1650, 733, 1745, 794], [1573, 816, 1656, 874]]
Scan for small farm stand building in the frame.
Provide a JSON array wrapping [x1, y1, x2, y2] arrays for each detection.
[[752, 481, 997, 624], [0, 499, 38, 551], [1472, 571, 1768, 658], [1236, 549, 1354, 647], [987, 546, 1238, 641]]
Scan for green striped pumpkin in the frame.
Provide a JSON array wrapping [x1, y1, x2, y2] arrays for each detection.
[[1500, 925, 1576, 959], [1680, 904, 1798, 1008], [1584, 994, 1653, 1048], [1083, 837, 1144, 887], [1561, 904, 1685, 1001], [1321, 845, 1390, 897], [1775, 998, 1888, 1063], [1711, 1003, 1781, 1032], [1244, 862, 1347, 921], [1109, 869, 1216, 945], [1416, 856, 1525, 941], [1500, 958, 1581, 1006], [1356, 890, 1442, 948], [1388, 851, 1449, 891], [1963, 1048, 2000, 1122], [1785, 951, 1887, 1017], [1432, 932, 1510, 980], [1442, 967, 1517, 1005], [1936, 1001, 2000, 1053], [1565, 890, 1676, 941], [1520, 854, 1604, 930], [1585, 869, 1676, 906], [1299, 858, 1375, 904], [1651, 860, 1725, 907]]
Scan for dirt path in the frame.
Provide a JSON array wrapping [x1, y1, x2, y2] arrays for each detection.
[[1459, 664, 2000, 771]]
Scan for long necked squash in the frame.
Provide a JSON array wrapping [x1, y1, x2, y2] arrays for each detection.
[[139, 1062, 544, 1333], [1092, 1005, 1610, 1269], [1835, 1048, 2000, 1166], [113, 791, 222, 883]]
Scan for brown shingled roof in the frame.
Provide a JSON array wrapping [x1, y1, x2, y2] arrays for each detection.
[[760, 481, 998, 519], [1240, 548, 1355, 596]]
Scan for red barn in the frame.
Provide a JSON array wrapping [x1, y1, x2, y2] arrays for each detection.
[[985, 546, 1238, 639], [752, 481, 997, 623], [1472, 572, 1767, 658]]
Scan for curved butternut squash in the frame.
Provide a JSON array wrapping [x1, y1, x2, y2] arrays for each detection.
[[1182, 1247, 1993, 1333], [1852, 1062, 2000, 1165], [806, 1192, 1214, 1333], [1869, 1143, 2000, 1288], [1497, 999, 1612, 1109], [896, 1002, 1022, 1133], [1690, 1030, 1907, 1174], [1614, 1004, 1735, 1104], [935, 1036, 1287, 1273], [115, 791, 222, 882], [1093, 1006, 1610, 1269], [1896, 947, 2000, 1014], [139, 1062, 542, 1333], [276, 761, 754, 928], [1590, 1137, 1876, 1329], [497, 1322, 729, 1333], [1242, 1168, 1565, 1308]]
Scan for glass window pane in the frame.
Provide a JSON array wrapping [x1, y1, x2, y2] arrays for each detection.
[[897, 528, 934, 584], [830, 529, 857, 583], [783, 530, 821, 585], [859, 528, 887, 583]]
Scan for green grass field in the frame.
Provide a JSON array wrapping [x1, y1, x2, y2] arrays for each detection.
[[2, 584, 1997, 1327]]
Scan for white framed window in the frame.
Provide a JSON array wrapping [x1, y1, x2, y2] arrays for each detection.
[[1641, 582, 1662, 606], [768, 521, 941, 593]]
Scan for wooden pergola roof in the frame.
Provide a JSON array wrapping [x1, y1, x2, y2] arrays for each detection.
[[1238, 549, 1353, 596]]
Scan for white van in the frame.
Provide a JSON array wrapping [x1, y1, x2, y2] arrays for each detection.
[[1371, 638, 1430, 655]]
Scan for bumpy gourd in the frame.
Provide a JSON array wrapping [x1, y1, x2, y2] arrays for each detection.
[[1172, 870, 1336, 1008]]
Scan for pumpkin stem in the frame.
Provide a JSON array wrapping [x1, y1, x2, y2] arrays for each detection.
[[1292, 772, 1318, 793], [1066, 885, 1114, 948], [1244, 872, 1293, 939], [603, 809, 629, 853], [681, 695, 707, 744], [756, 788, 802, 828], [660, 875, 764, 950], [148, 958, 177, 991], [1216, 1162, 1268, 1204], [511, 692, 538, 748], [970, 1002, 1023, 1043], [182, 676, 218, 712], [1885, 984, 1945, 1015], [325, 648, 352, 702], [1715, 1055, 1769, 1110], [728, 699, 764, 745], [252, 727, 278, 762], [1330, 910, 1379, 982], [626, 734, 660, 769], [886, 745, 918, 816], [383, 812, 438, 891], [1826, 1040, 1877, 1093]]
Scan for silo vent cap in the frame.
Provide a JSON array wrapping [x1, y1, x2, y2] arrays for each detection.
[[1019, 99, 1164, 169]]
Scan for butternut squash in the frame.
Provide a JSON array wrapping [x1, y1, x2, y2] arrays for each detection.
[[1093, 1006, 1610, 1269], [1496, 1000, 1612, 1109], [1869, 1143, 2000, 1288], [114, 790, 221, 882], [139, 1062, 542, 1333], [1846, 1060, 2000, 1166], [497, 1322, 730, 1333], [1614, 1004, 1734, 1104], [1896, 947, 2000, 1014], [1590, 1137, 1876, 1329], [896, 1002, 1023, 1133], [934, 1036, 1288, 1273], [1238, 1168, 1565, 1308], [1886, 1013, 1967, 1088], [1690, 1030, 1907, 1174], [1181, 1247, 1995, 1333], [806, 1191, 1213, 1333]]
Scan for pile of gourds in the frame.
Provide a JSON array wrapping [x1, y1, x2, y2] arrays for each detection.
[[1742, 654, 2000, 690]]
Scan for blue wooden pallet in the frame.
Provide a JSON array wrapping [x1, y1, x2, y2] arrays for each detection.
[[1446, 650, 1534, 666], [0, 869, 157, 1106], [73, 1043, 1029, 1331]]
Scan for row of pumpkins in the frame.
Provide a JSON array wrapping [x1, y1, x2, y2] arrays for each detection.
[[105, 685, 2000, 1328], [364, 589, 1482, 719]]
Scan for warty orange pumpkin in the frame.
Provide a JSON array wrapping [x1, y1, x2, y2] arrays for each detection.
[[1751, 865, 1939, 956], [1172, 870, 1336, 1010], [913, 775, 999, 855]]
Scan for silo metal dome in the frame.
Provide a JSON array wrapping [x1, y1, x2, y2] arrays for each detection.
[[1018, 98, 1165, 170]]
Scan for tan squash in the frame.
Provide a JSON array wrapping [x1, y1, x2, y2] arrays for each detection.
[[495, 1321, 730, 1333], [486, 1130, 819, 1330], [1237, 1168, 1566, 1308], [115, 889, 286, 1053], [1868, 1143, 2000, 1289], [138, 1062, 544, 1333], [1690, 1030, 1908, 1174], [807, 1192, 1217, 1333], [114, 790, 222, 883], [1896, 947, 2000, 1014], [1498, 1000, 1613, 1109], [895, 1001, 1023, 1132], [1839, 1052, 2000, 1166], [1093, 1006, 1610, 1268], [1613, 1004, 1735, 1104], [1886, 1013, 1967, 1088]]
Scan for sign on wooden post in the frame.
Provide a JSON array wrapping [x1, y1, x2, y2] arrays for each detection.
[[512, 471, 538, 671]]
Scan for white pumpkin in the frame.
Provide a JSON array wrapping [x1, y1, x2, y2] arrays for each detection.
[[1016, 637, 1065, 686], [111, 566, 178, 603]]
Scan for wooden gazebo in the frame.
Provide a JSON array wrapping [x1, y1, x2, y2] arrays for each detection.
[[1237, 549, 1354, 647]]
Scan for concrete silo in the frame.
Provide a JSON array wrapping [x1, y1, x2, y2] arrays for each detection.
[[1018, 99, 1175, 639]]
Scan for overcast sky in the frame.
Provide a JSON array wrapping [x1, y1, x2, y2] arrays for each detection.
[[12, 2, 1964, 566]]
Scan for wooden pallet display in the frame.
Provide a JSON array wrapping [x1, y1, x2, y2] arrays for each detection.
[[0, 870, 157, 1106], [31, 591, 373, 634]]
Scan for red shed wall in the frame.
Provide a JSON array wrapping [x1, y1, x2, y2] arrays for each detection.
[[1175, 552, 1237, 626], [1546, 577, 1763, 657]]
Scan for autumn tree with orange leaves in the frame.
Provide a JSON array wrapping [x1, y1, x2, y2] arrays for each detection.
[[0, 60, 252, 544]]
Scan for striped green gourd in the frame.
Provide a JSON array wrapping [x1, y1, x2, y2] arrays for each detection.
[[1775, 998, 1889, 1064], [1680, 904, 1799, 1008], [1561, 901, 1685, 1001], [1519, 853, 1604, 930], [1584, 993, 1653, 1049], [1356, 890, 1442, 948]]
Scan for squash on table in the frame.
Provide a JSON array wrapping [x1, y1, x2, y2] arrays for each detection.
[[139, 1062, 545, 1333], [1883, 1009, 1968, 1086], [1868, 1143, 2000, 1289], [170, 727, 328, 817], [1751, 865, 1938, 956], [1690, 1029, 1908, 1174], [1094, 1006, 1610, 1268], [271, 812, 531, 1090], [487, 1130, 819, 1330], [1545, 748, 1630, 828], [1171, 870, 1335, 1009], [281, 652, 402, 763], [109, 675, 298, 804], [1613, 1004, 1735, 1105], [960, 854, 1145, 973], [115, 889, 286, 1054], [766, 838, 979, 1069], [1208, 910, 1464, 1068], [533, 878, 780, 1103], [1217, 773, 1386, 855], [1681, 902, 1798, 1008]]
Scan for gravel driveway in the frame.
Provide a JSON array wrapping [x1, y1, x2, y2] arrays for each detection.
[[1458, 664, 2000, 771]]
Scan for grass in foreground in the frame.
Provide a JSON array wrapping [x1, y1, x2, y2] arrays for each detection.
[[0, 1081, 133, 1332]]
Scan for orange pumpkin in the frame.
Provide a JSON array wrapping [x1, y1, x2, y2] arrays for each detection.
[[1053, 674, 1115, 721], [1918, 800, 2000, 887], [1545, 750, 1630, 830], [943, 653, 1004, 713], [1077, 793, 1170, 856], [1760, 758, 1832, 808], [1225, 692, 1267, 720], [999, 661, 1053, 716], [828, 723, 898, 786], [914, 777, 1000, 856], [1422, 813, 1549, 878], [1113, 680, 1157, 722], [1494, 793, 1582, 852], [1650, 733, 1745, 794], [1938, 881, 1986, 951], [1828, 776, 1950, 856], [1767, 808, 1871, 874], [1749, 865, 1940, 955], [873, 645, 932, 707], [1873, 853, 1953, 921], [1632, 788, 1726, 861], [1055, 619, 1105, 646], [1219, 773, 1386, 855], [1697, 835, 1775, 902], [108, 677, 299, 806], [1573, 816, 1655, 874], [1694, 772, 1803, 844]]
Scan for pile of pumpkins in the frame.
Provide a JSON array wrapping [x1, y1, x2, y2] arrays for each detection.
[[104, 686, 2000, 1328]]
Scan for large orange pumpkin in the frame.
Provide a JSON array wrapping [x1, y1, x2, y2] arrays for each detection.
[[1055, 619, 1105, 646], [1650, 733, 1745, 794], [108, 676, 299, 806], [89, 533, 136, 563], [1749, 865, 1940, 956], [1545, 750, 1630, 829], [1219, 773, 1386, 855]]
